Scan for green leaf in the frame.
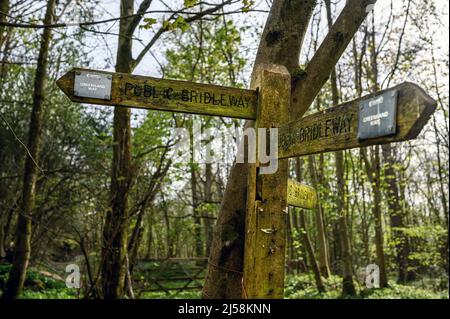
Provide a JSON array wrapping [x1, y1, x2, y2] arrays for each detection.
[[140, 17, 158, 30], [172, 16, 190, 32], [184, 0, 198, 8]]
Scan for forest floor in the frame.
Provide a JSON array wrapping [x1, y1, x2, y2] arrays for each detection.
[[0, 263, 448, 299]]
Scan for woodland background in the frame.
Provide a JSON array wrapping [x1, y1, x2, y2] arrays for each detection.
[[0, 0, 448, 299]]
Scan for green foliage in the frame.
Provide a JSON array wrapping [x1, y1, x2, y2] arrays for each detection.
[[162, 16, 190, 32], [184, 0, 198, 8], [141, 17, 157, 29], [242, 0, 255, 12], [391, 225, 448, 271], [0, 264, 66, 292], [360, 282, 448, 299], [20, 289, 76, 299], [140, 290, 201, 299], [284, 273, 449, 299], [284, 273, 342, 299]]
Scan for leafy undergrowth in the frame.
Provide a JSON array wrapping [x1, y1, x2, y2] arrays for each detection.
[[284, 273, 449, 299], [0, 264, 447, 299], [139, 290, 201, 299], [0, 263, 76, 299]]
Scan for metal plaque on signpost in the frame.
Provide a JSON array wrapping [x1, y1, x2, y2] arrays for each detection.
[[358, 90, 398, 140], [74, 71, 112, 100]]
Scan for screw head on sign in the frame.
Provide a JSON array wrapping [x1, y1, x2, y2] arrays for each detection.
[[74, 91, 79, 96], [107, 75, 112, 80]]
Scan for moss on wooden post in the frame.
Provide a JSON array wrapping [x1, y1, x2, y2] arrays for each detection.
[[243, 64, 290, 298]]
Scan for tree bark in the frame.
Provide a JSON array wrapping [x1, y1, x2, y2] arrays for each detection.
[[381, 144, 414, 282], [203, 0, 375, 298], [202, 0, 316, 299], [190, 125, 203, 257], [101, 0, 134, 299], [324, 0, 356, 296], [307, 155, 331, 278], [299, 210, 325, 293], [1, 0, 56, 299], [362, 146, 388, 288], [204, 163, 214, 255], [0, 0, 9, 48]]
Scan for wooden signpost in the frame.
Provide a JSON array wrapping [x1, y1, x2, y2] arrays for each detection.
[[278, 82, 436, 159], [57, 66, 436, 300], [56, 68, 258, 120]]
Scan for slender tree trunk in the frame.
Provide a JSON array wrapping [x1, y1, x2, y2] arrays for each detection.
[[336, 151, 356, 295], [308, 155, 331, 278], [1, 0, 56, 299], [204, 163, 214, 255], [101, 0, 134, 299], [162, 202, 174, 257], [146, 212, 153, 259], [190, 122, 203, 257], [299, 210, 325, 293], [372, 149, 388, 288], [324, 0, 355, 295], [363, 146, 388, 288], [366, 16, 388, 288], [0, 0, 8, 49], [382, 144, 414, 283]]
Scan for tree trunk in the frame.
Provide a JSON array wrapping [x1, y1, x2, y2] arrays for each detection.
[[190, 122, 203, 257], [202, 0, 316, 298], [101, 0, 134, 299], [204, 162, 214, 255], [382, 143, 414, 283], [203, 0, 375, 298], [307, 155, 331, 278], [324, 0, 356, 296], [299, 210, 325, 293], [335, 151, 356, 295], [363, 146, 388, 288], [1, 0, 56, 299], [365, 16, 388, 288], [0, 0, 8, 48]]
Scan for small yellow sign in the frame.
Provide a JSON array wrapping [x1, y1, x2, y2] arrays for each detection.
[[287, 179, 317, 209]]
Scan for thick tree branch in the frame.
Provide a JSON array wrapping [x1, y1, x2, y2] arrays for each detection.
[[291, 0, 377, 120], [254, 0, 317, 73], [127, 0, 153, 35], [203, 0, 318, 299]]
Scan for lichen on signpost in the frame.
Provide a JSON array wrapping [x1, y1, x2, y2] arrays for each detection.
[[243, 64, 291, 299]]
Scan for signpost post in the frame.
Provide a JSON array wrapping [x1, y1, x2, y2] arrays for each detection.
[[57, 66, 436, 299], [242, 64, 291, 299]]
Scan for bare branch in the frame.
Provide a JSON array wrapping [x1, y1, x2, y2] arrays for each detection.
[[132, 0, 234, 70], [291, 0, 377, 120]]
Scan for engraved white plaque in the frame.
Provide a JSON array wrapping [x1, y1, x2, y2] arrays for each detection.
[[74, 71, 112, 100]]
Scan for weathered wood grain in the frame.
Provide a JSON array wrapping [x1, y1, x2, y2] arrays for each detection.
[[56, 67, 258, 119], [243, 64, 290, 299], [279, 82, 436, 159], [287, 179, 317, 209]]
